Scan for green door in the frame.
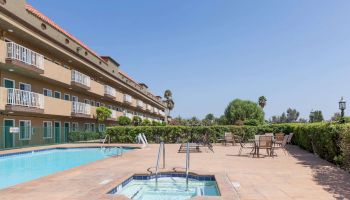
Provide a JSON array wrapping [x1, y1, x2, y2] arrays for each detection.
[[4, 79, 14, 88], [54, 122, 61, 143], [4, 120, 14, 148], [64, 122, 70, 143]]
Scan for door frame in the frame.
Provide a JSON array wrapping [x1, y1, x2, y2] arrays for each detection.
[[63, 122, 70, 143], [54, 121, 61, 143], [3, 119, 15, 148]]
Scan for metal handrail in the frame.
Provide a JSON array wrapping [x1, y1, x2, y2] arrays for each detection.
[[186, 142, 190, 191], [155, 142, 165, 188]]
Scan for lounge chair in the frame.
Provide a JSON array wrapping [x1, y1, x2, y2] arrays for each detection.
[[178, 143, 201, 153]]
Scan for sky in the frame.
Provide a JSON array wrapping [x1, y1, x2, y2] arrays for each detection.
[[28, 0, 350, 120]]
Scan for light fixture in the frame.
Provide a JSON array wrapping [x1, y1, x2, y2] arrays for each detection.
[[69, 88, 72, 90], [8, 29, 13, 33], [68, 60, 72, 63], [8, 111, 14, 114], [9, 69, 14, 72], [339, 97, 346, 123]]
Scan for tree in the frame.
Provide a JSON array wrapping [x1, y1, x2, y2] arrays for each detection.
[[188, 116, 201, 126], [96, 106, 112, 132], [164, 89, 175, 123], [258, 96, 267, 109], [286, 108, 299, 122], [132, 116, 142, 126], [216, 115, 228, 125], [118, 116, 131, 126], [202, 113, 216, 126], [224, 99, 264, 125], [331, 112, 341, 122], [310, 110, 324, 122]]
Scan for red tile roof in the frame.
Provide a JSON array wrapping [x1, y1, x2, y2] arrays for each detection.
[[25, 4, 102, 61]]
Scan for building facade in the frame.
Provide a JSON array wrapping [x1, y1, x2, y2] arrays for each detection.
[[0, 0, 166, 149]]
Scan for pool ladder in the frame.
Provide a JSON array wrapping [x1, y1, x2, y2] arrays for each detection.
[[185, 142, 190, 191], [155, 142, 165, 189]]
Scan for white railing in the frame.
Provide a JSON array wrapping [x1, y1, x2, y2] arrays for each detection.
[[71, 70, 91, 87], [146, 104, 152, 111], [159, 110, 165, 116], [123, 94, 132, 103], [137, 100, 144, 108], [111, 109, 117, 119], [72, 101, 91, 115], [124, 112, 133, 119], [104, 85, 116, 97], [6, 42, 44, 70], [7, 88, 44, 109], [154, 107, 159, 114]]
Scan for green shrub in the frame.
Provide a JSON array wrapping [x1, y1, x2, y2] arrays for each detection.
[[68, 131, 104, 142], [106, 123, 350, 172], [132, 116, 142, 126], [118, 116, 132, 126], [142, 119, 152, 126]]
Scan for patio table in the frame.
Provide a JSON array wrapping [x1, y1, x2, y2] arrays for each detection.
[[249, 136, 275, 157]]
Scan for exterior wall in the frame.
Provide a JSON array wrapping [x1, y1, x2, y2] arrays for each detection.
[[43, 59, 71, 85]]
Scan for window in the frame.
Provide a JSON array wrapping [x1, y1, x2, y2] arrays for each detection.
[[108, 105, 112, 109], [19, 120, 31, 140], [72, 96, 78, 102], [90, 100, 95, 106], [84, 99, 90, 105], [64, 93, 70, 101], [91, 123, 95, 132], [96, 102, 100, 107], [54, 91, 61, 99], [71, 122, 79, 132], [19, 82, 31, 91], [84, 123, 90, 132], [43, 88, 52, 97], [4, 78, 14, 89], [43, 121, 53, 138], [98, 124, 106, 132]]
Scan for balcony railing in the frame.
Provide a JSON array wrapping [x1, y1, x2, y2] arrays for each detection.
[[7, 88, 44, 109], [153, 107, 159, 114], [104, 85, 116, 97], [123, 94, 132, 103], [146, 104, 152, 111], [6, 42, 44, 70], [72, 101, 91, 115], [137, 100, 144, 108], [159, 110, 165, 116], [71, 70, 91, 87]]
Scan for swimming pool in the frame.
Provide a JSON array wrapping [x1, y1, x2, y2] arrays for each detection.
[[0, 147, 134, 189], [109, 173, 220, 200]]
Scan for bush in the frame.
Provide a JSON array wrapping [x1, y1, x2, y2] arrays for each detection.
[[106, 123, 350, 172], [68, 131, 104, 142], [118, 116, 132, 126], [224, 99, 264, 125], [132, 116, 142, 126], [142, 119, 152, 126]]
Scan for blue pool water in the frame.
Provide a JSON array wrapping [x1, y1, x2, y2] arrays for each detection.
[[110, 173, 220, 200], [0, 147, 133, 189]]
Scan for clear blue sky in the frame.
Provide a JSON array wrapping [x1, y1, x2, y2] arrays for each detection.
[[28, 0, 350, 120]]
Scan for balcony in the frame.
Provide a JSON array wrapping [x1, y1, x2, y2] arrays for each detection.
[[137, 100, 144, 109], [6, 88, 44, 113], [107, 109, 117, 121], [146, 104, 153, 112], [71, 101, 91, 118], [104, 85, 116, 99], [71, 70, 91, 90], [153, 107, 159, 114], [159, 110, 165, 116], [123, 94, 132, 104], [5, 42, 44, 74]]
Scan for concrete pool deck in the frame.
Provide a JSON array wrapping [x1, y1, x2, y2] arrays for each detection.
[[0, 143, 349, 200]]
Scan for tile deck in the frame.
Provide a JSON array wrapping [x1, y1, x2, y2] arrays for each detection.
[[0, 143, 349, 200]]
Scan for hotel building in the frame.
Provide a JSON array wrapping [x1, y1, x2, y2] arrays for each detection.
[[0, 0, 166, 149]]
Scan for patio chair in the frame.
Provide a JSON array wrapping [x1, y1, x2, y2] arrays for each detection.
[[271, 135, 289, 156], [178, 143, 201, 153], [265, 133, 274, 136], [238, 136, 255, 156], [257, 136, 273, 157], [219, 132, 235, 146], [287, 133, 294, 144], [274, 133, 285, 146]]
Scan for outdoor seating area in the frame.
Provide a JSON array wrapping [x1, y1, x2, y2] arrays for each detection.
[[232, 132, 293, 158]]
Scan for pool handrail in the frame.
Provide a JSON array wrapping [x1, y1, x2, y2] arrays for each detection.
[[186, 142, 190, 191]]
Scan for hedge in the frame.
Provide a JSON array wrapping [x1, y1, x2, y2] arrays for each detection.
[[68, 131, 105, 142], [106, 123, 350, 171]]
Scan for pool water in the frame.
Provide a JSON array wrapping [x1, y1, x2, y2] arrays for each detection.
[[115, 176, 220, 200], [0, 147, 133, 189]]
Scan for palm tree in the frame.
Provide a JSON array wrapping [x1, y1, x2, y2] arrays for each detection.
[[164, 90, 174, 123], [258, 96, 267, 109]]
